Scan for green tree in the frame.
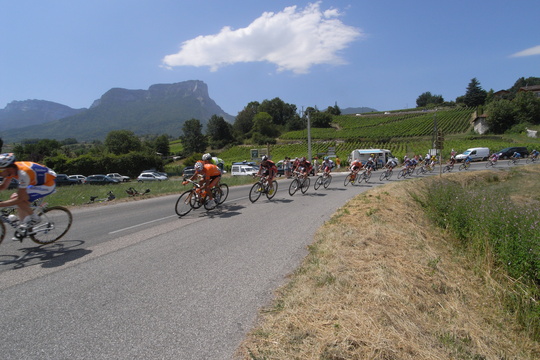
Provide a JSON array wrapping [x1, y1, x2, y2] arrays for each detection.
[[104, 130, 142, 155], [310, 111, 333, 128], [206, 115, 235, 149], [485, 99, 516, 133], [259, 98, 297, 126], [461, 78, 487, 107], [252, 112, 280, 138], [180, 118, 207, 155], [154, 135, 171, 157], [513, 91, 540, 125], [416, 92, 444, 107], [325, 104, 341, 115]]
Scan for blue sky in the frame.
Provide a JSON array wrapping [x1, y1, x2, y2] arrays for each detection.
[[1, 0, 539, 116]]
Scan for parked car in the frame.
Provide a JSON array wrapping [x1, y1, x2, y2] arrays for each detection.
[[68, 175, 87, 184], [182, 166, 195, 178], [106, 173, 131, 182], [55, 174, 79, 186], [455, 147, 490, 162], [142, 170, 168, 178], [85, 174, 121, 185], [137, 172, 168, 182], [495, 146, 529, 159]]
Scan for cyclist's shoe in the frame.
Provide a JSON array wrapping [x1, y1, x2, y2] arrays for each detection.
[[268, 188, 274, 196]]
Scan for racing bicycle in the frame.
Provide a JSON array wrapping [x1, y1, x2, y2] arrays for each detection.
[[314, 172, 332, 190], [397, 167, 414, 179], [356, 169, 372, 183], [485, 159, 498, 168], [379, 167, 393, 181], [442, 163, 455, 173], [249, 175, 278, 203], [459, 162, 471, 171], [344, 170, 359, 186], [175, 178, 228, 217], [526, 156, 538, 164], [289, 171, 310, 196], [508, 157, 521, 166], [0, 199, 73, 246]]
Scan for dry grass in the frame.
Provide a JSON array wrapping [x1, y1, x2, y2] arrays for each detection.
[[236, 170, 540, 359]]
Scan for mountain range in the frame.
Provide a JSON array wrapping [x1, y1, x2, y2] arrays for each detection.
[[0, 80, 234, 143]]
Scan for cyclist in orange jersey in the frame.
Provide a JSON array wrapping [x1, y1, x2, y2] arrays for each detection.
[[0, 153, 57, 229], [183, 153, 222, 208]]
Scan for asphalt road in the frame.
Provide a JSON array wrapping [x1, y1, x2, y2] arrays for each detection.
[[0, 161, 523, 359]]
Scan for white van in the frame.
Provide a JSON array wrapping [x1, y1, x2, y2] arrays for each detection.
[[348, 149, 398, 169], [455, 147, 490, 162], [231, 164, 258, 176]]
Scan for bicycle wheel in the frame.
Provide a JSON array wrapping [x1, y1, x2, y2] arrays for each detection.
[[203, 197, 217, 210], [249, 182, 263, 203], [289, 179, 299, 196], [300, 177, 310, 194], [215, 183, 229, 205], [191, 190, 203, 209], [30, 206, 73, 245], [508, 159, 515, 166], [266, 181, 278, 200], [344, 174, 353, 186], [175, 191, 194, 217], [364, 171, 371, 183], [459, 163, 466, 171], [323, 175, 332, 189], [0, 221, 6, 246], [314, 176, 323, 190]]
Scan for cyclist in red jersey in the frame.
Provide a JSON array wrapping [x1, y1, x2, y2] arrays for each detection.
[[256, 155, 277, 192], [0, 153, 57, 229], [296, 157, 312, 177]]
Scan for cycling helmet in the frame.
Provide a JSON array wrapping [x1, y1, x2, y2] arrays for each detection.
[[0, 153, 16, 168], [261, 155, 268, 161], [324, 156, 329, 161], [194, 162, 204, 171], [202, 153, 212, 161], [301, 157, 306, 162]]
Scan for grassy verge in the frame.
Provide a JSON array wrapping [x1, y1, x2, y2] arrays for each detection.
[[37, 174, 257, 208], [236, 165, 540, 359]]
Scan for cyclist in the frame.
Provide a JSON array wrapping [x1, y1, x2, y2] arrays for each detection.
[[364, 154, 376, 176], [349, 159, 364, 178], [256, 155, 277, 193], [464, 155, 473, 166], [0, 153, 57, 231], [489, 152, 500, 163], [296, 157, 311, 177], [320, 156, 334, 175], [531, 149, 539, 159], [385, 157, 398, 171], [511, 151, 522, 160], [183, 153, 221, 208]]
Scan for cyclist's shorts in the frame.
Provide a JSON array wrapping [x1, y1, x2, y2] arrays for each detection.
[[208, 175, 221, 181], [27, 184, 56, 202]]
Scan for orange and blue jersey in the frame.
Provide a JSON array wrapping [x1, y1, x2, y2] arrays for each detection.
[[15, 162, 57, 188]]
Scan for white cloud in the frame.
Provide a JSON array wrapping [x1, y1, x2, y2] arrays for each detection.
[[510, 45, 540, 57], [162, 2, 363, 74]]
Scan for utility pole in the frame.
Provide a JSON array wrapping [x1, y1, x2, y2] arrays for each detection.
[[306, 108, 312, 162]]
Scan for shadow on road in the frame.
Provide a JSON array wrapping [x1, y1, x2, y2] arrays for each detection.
[[0, 240, 90, 269]]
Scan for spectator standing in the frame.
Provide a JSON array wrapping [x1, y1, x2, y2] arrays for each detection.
[[336, 156, 341, 169]]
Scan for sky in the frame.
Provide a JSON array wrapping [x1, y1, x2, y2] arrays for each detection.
[[1, 0, 539, 116]]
